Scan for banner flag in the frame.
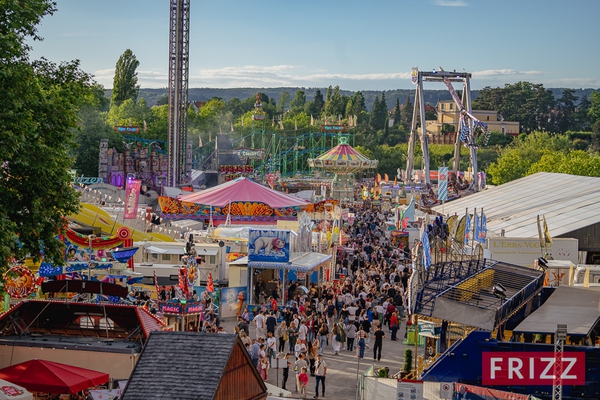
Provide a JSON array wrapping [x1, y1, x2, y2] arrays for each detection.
[[537, 215, 544, 249], [543, 215, 552, 244], [474, 210, 488, 243], [437, 167, 448, 201], [123, 179, 141, 219], [404, 197, 415, 221]]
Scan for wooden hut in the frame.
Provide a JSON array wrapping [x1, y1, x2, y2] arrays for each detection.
[[121, 332, 267, 400]]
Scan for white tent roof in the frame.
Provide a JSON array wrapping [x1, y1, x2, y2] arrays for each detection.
[[432, 172, 600, 238]]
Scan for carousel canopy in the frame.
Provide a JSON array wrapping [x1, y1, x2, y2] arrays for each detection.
[[308, 136, 378, 173], [177, 177, 310, 208]]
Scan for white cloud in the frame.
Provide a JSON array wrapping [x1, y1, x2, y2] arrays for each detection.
[[473, 69, 543, 77], [92, 65, 598, 91], [433, 0, 467, 6]]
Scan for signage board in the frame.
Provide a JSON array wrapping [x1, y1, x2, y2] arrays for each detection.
[[248, 229, 291, 263], [482, 351, 585, 386], [439, 382, 453, 399], [487, 237, 578, 266], [397, 379, 423, 400]]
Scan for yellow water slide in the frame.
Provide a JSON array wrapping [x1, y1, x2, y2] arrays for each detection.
[[69, 203, 174, 242]]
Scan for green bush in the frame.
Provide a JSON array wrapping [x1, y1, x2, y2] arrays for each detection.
[[403, 349, 413, 373]]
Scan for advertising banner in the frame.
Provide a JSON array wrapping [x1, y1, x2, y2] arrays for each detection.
[[454, 382, 529, 400], [482, 351, 585, 386], [248, 229, 291, 263], [220, 286, 247, 318], [123, 179, 142, 219]]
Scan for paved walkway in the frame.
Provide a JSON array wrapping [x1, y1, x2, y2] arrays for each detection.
[[221, 317, 414, 400]]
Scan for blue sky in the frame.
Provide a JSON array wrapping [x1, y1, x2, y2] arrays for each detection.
[[29, 0, 600, 91]]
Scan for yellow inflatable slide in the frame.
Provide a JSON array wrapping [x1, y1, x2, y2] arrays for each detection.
[[69, 203, 174, 242]]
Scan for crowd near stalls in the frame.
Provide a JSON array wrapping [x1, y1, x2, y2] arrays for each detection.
[[237, 204, 414, 392]]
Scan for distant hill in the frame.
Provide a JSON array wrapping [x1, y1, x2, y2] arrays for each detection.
[[105, 87, 598, 111]]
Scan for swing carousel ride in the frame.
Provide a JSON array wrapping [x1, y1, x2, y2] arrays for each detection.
[[307, 135, 378, 201]]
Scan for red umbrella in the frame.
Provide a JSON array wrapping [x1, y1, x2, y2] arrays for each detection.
[[0, 359, 109, 395]]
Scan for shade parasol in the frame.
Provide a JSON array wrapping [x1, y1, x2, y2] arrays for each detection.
[[0, 379, 32, 400], [0, 359, 109, 395]]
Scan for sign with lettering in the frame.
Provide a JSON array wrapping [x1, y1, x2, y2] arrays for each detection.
[[321, 124, 345, 133], [482, 352, 585, 386], [184, 302, 204, 314], [115, 126, 141, 133], [219, 147, 266, 160], [487, 237, 578, 266], [73, 175, 104, 185], [159, 302, 183, 314]]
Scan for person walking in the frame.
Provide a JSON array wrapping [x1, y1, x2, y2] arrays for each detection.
[[373, 325, 386, 361], [313, 353, 327, 398], [251, 339, 260, 368], [356, 325, 368, 359], [254, 310, 266, 339], [332, 324, 342, 355], [282, 353, 291, 391], [345, 320, 357, 351], [288, 321, 298, 353], [318, 321, 329, 354], [276, 321, 288, 353], [294, 353, 308, 393], [298, 366, 309, 398], [389, 311, 400, 341]]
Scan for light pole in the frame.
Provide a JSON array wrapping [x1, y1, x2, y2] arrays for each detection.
[[87, 234, 97, 301]]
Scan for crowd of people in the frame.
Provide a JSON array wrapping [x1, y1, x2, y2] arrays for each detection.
[[237, 205, 414, 397]]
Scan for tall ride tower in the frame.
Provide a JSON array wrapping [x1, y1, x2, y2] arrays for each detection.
[[167, 0, 191, 187]]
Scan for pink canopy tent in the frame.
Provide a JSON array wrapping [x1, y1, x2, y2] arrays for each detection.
[[178, 177, 310, 208]]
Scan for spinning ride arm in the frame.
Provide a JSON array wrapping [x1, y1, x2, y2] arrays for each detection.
[[438, 67, 488, 190]]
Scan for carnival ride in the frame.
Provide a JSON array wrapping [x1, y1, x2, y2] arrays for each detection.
[[308, 135, 378, 201], [405, 67, 489, 191], [69, 203, 174, 242], [230, 130, 349, 177]]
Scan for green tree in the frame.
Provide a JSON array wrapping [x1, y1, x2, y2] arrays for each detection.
[[402, 96, 413, 125], [370, 93, 388, 131], [1, 0, 96, 268], [527, 150, 600, 176], [574, 95, 591, 131], [277, 91, 290, 113], [290, 90, 306, 110], [324, 85, 345, 118], [555, 89, 578, 133], [73, 86, 120, 176], [392, 98, 401, 126], [588, 91, 600, 125], [487, 131, 573, 184], [473, 82, 555, 133], [312, 89, 325, 116], [110, 49, 140, 107]]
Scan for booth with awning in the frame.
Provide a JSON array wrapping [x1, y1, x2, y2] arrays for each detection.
[[248, 252, 332, 305]]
